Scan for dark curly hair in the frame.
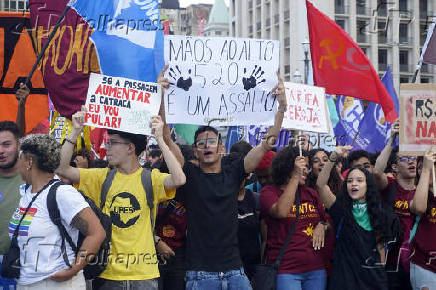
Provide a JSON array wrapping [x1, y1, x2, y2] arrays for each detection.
[[271, 146, 307, 186], [0, 121, 20, 139], [347, 150, 372, 167], [306, 149, 342, 194], [337, 166, 389, 242], [20, 134, 61, 173]]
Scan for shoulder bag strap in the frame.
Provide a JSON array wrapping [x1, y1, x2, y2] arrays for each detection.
[[100, 169, 117, 209], [274, 190, 301, 268]]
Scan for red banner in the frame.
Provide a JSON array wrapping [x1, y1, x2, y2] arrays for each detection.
[[306, 0, 397, 123]]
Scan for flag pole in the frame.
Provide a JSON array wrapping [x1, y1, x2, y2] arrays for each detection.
[[411, 62, 422, 83], [25, 5, 71, 86]]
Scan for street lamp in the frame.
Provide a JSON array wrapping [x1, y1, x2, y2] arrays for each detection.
[[302, 37, 310, 84], [293, 69, 302, 83]]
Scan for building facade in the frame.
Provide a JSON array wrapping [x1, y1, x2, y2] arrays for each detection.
[[230, 0, 436, 91], [0, 0, 26, 11], [204, 0, 230, 37]]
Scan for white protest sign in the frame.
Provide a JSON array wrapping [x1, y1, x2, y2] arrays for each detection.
[[282, 82, 329, 133], [164, 36, 280, 126], [84, 73, 161, 135]]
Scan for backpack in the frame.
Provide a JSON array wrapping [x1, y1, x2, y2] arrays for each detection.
[[47, 168, 154, 280]]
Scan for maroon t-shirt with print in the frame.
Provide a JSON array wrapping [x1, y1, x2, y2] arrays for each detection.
[[156, 198, 187, 250], [260, 185, 327, 274], [381, 177, 415, 270], [412, 193, 436, 272]]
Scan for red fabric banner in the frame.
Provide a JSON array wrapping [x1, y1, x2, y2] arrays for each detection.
[[306, 0, 397, 123]]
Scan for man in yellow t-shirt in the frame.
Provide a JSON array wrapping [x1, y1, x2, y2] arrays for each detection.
[[56, 109, 186, 290]]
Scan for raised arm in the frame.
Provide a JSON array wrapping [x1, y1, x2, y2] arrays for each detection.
[[374, 119, 399, 190], [55, 108, 84, 184], [269, 156, 305, 219], [16, 83, 30, 137], [410, 148, 436, 215], [316, 146, 351, 208], [50, 207, 105, 282], [151, 116, 186, 190], [244, 72, 287, 173], [158, 65, 185, 167]]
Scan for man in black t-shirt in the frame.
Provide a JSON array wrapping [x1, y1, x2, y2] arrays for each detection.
[[158, 70, 287, 289]]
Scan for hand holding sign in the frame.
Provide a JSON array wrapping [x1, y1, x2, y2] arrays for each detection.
[[331, 145, 353, 161], [270, 72, 287, 111], [423, 147, 436, 170], [158, 65, 170, 89], [72, 106, 87, 131], [391, 119, 400, 139]]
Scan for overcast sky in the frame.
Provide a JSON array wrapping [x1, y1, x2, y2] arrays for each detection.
[[179, 0, 229, 8]]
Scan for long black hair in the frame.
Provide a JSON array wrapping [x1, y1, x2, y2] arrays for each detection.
[[337, 166, 387, 240], [306, 149, 342, 195]]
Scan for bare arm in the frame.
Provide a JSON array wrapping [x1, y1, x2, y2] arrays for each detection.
[[316, 146, 351, 209], [151, 116, 186, 190], [244, 72, 287, 173], [410, 149, 436, 215], [50, 207, 105, 282], [158, 65, 185, 167], [269, 156, 305, 219], [16, 83, 29, 137], [55, 109, 84, 185], [374, 120, 399, 190]]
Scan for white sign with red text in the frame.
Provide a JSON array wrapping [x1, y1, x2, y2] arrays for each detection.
[[282, 82, 329, 133], [84, 73, 161, 135]]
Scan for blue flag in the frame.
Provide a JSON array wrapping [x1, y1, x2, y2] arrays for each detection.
[[334, 95, 366, 148], [225, 126, 244, 152], [69, 0, 164, 82], [357, 67, 399, 153]]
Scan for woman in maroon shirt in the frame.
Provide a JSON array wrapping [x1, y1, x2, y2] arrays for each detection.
[[260, 146, 329, 290], [409, 149, 436, 290]]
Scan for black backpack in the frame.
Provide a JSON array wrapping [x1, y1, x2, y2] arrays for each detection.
[[46, 169, 154, 280]]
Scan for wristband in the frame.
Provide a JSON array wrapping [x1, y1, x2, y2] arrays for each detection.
[[65, 138, 76, 146], [278, 107, 287, 113]]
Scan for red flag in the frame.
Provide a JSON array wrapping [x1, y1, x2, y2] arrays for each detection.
[[306, 0, 397, 123]]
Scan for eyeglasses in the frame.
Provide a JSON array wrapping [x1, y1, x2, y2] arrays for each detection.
[[107, 140, 130, 148], [195, 138, 218, 149], [397, 156, 417, 163]]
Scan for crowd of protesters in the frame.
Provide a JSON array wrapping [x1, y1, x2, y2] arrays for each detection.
[[0, 78, 435, 290]]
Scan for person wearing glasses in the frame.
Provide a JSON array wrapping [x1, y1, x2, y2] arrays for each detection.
[[56, 108, 186, 290], [260, 146, 330, 290], [157, 68, 287, 289], [373, 120, 415, 290]]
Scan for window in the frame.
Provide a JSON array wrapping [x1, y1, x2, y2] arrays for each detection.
[[399, 0, 407, 12], [378, 49, 388, 71], [215, 31, 222, 36], [378, 21, 388, 43], [420, 0, 428, 18], [356, 0, 368, 15], [421, 77, 430, 83], [336, 19, 346, 30], [399, 50, 409, 72], [400, 76, 409, 83], [357, 20, 369, 43], [377, 0, 387, 16], [399, 23, 408, 43], [335, 0, 346, 14]]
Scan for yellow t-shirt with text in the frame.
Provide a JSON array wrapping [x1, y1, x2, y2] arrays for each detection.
[[78, 168, 175, 280]]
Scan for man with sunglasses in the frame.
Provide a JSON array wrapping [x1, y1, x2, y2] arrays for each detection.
[[373, 120, 415, 290], [158, 69, 287, 289]]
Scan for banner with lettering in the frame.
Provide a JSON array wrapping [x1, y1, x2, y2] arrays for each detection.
[[399, 84, 436, 155], [84, 73, 161, 135], [164, 36, 280, 126], [0, 12, 49, 133], [282, 82, 329, 133]]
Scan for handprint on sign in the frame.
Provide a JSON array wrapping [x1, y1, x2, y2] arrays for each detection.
[[242, 65, 266, 91], [169, 65, 192, 91]]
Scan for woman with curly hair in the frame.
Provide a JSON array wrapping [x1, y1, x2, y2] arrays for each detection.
[[316, 146, 401, 290], [7, 134, 105, 289], [306, 149, 342, 196], [259, 146, 330, 290]]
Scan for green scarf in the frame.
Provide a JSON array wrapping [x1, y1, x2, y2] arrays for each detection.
[[352, 201, 372, 231]]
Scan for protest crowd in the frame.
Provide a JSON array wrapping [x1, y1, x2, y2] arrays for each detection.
[[1, 1, 436, 290]]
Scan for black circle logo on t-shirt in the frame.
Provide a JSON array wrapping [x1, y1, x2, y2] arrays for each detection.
[[109, 192, 141, 228]]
